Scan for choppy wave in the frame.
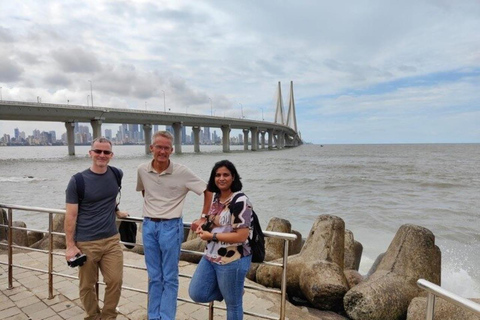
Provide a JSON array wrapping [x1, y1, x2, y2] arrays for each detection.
[[0, 176, 47, 182]]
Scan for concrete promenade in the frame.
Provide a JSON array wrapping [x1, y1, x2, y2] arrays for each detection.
[[0, 250, 337, 320]]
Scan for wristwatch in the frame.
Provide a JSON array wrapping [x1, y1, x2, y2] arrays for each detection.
[[212, 233, 218, 242]]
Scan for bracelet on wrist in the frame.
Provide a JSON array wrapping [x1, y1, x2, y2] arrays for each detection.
[[212, 233, 218, 242]]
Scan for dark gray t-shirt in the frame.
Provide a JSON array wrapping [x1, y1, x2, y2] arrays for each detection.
[[66, 167, 122, 242]]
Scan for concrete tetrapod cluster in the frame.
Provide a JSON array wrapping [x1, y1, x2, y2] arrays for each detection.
[[257, 215, 350, 311], [255, 215, 443, 319], [344, 224, 441, 319]]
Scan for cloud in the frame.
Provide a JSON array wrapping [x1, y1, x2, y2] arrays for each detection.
[[0, 26, 15, 43], [0, 58, 24, 82], [51, 47, 102, 73]]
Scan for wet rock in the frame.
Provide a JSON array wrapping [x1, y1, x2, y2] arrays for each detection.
[[344, 230, 362, 271], [180, 237, 206, 263], [407, 296, 480, 320], [288, 230, 303, 256], [344, 224, 441, 320], [265, 217, 292, 261], [27, 231, 44, 246], [30, 214, 66, 250], [0, 209, 7, 241], [12, 221, 28, 246], [257, 215, 348, 311], [366, 252, 385, 279], [300, 260, 349, 311], [344, 269, 364, 288]]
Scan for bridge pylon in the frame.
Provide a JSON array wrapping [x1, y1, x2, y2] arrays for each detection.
[[286, 81, 298, 133], [274, 81, 285, 125]]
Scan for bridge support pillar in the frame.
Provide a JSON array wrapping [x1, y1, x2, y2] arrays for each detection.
[[242, 129, 249, 151], [65, 122, 75, 156], [143, 124, 152, 155], [192, 126, 201, 153], [260, 131, 266, 149], [90, 119, 102, 139], [172, 122, 182, 154], [221, 125, 231, 153], [267, 129, 274, 150], [250, 127, 258, 151], [278, 132, 285, 149]]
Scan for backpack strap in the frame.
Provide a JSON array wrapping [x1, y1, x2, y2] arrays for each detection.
[[108, 165, 122, 191], [230, 192, 244, 205], [74, 172, 85, 205]]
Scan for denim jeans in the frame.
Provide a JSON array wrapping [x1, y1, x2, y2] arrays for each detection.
[[142, 217, 183, 320], [189, 255, 252, 320]]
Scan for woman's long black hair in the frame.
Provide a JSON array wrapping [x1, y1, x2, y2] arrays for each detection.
[[207, 160, 243, 193]]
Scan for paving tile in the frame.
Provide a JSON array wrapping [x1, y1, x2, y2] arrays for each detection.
[[57, 305, 85, 319], [27, 307, 57, 320], [9, 290, 33, 302], [14, 295, 41, 308], [1, 306, 23, 318], [43, 315, 63, 320], [3, 313, 30, 320], [0, 297, 15, 311], [21, 301, 48, 315]]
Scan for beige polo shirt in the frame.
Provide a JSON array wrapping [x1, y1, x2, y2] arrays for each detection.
[[136, 160, 207, 219]]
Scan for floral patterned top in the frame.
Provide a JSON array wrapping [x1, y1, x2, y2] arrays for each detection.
[[204, 191, 253, 265]]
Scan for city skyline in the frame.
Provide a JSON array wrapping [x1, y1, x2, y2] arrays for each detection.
[[0, 123, 246, 146]]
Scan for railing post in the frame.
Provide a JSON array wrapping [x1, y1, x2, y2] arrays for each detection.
[[280, 239, 290, 320], [209, 301, 214, 319], [425, 292, 435, 320], [48, 212, 54, 299], [7, 208, 13, 289]]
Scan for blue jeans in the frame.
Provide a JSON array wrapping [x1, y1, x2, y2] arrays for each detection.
[[142, 217, 183, 320], [189, 255, 252, 320]]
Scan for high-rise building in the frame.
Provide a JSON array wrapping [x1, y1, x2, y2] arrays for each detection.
[[14, 128, 20, 140], [49, 131, 56, 142], [204, 127, 211, 143], [181, 126, 186, 144], [105, 129, 113, 140]]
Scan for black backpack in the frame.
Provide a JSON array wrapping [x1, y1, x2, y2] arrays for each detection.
[[230, 193, 265, 263], [74, 165, 122, 208]]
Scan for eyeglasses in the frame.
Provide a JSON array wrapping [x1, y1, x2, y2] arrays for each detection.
[[153, 145, 171, 151], [91, 149, 113, 155]]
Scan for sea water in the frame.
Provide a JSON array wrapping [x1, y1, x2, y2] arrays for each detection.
[[0, 143, 479, 297]]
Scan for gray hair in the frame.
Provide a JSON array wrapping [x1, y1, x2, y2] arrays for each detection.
[[152, 131, 173, 145], [91, 137, 112, 148]]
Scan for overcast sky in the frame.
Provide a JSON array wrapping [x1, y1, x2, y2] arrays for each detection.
[[1, 0, 479, 144]]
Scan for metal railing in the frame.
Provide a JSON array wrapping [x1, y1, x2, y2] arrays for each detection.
[[0, 203, 296, 320], [417, 279, 480, 319]]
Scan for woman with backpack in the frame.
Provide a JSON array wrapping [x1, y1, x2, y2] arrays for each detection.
[[189, 159, 253, 320]]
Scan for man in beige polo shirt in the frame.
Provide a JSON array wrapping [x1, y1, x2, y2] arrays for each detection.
[[136, 130, 211, 320]]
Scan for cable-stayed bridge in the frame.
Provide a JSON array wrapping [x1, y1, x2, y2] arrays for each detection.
[[0, 82, 302, 155]]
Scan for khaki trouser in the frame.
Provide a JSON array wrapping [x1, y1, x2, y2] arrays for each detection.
[[76, 234, 123, 320]]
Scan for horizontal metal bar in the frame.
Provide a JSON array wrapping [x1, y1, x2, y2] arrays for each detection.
[[245, 284, 281, 294], [0, 204, 65, 214], [417, 279, 480, 315], [0, 203, 297, 241], [10, 244, 49, 254], [122, 264, 146, 272]]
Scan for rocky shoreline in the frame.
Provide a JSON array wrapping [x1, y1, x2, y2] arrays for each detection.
[[1, 209, 479, 319]]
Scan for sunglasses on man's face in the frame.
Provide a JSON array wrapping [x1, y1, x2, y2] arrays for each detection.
[[91, 149, 113, 155]]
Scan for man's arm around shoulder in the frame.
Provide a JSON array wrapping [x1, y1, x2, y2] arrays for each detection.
[[65, 203, 81, 261]]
